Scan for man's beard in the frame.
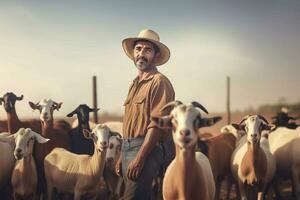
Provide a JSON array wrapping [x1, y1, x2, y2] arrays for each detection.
[[135, 62, 149, 71], [134, 57, 153, 71]]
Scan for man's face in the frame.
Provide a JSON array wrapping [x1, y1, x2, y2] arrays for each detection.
[[133, 41, 158, 71]]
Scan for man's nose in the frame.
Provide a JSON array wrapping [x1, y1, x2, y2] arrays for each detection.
[[139, 48, 146, 56]]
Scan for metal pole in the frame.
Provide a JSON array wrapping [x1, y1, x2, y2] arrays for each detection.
[[227, 76, 231, 124], [92, 76, 98, 123]]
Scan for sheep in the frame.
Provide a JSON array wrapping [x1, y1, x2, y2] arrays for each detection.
[[152, 100, 219, 200], [67, 104, 99, 155], [268, 127, 300, 199], [0, 132, 15, 199], [28, 99, 71, 197], [103, 135, 124, 200], [44, 124, 119, 200], [231, 115, 276, 200], [0, 92, 41, 133], [0, 128, 49, 200]]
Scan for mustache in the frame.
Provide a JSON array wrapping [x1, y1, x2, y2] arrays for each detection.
[[136, 57, 148, 63]]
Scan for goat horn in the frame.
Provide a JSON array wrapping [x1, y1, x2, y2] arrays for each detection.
[[191, 101, 209, 114], [160, 100, 183, 112], [239, 115, 251, 125], [258, 115, 269, 124], [16, 95, 24, 101]]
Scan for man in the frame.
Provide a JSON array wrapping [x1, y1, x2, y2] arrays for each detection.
[[116, 29, 175, 200], [272, 107, 298, 129]]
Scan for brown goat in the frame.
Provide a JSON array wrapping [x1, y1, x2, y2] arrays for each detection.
[[0, 92, 41, 133], [199, 133, 237, 200]]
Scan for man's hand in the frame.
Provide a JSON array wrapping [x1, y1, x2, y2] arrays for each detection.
[[126, 156, 145, 181], [115, 155, 122, 177]]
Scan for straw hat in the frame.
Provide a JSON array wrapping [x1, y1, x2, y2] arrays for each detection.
[[122, 29, 170, 66]]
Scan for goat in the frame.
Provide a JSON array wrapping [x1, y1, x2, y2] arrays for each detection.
[[0, 128, 49, 200], [268, 127, 300, 199], [231, 115, 276, 200], [0, 132, 15, 200], [67, 104, 99, 155], [0, 92, 41, 133], [103, 135, 124, 200], [44, 124, 118, 200], [152, 100, 219, 200], [29, 99, 71, 198]]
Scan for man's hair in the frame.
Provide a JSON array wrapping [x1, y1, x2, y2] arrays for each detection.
[[133, 40, 160, 54]]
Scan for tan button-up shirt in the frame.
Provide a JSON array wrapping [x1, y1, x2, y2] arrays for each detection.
[[123, 69, 175, 138]]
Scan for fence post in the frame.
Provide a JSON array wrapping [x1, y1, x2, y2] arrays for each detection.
[[227, 76, 231, 124], [92, 76, 98, 123]]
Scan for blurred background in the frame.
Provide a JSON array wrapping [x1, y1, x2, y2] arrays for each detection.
[[1, 0, 300, 124]]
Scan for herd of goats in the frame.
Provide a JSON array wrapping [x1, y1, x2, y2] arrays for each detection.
[[0, 92, 300, 200]]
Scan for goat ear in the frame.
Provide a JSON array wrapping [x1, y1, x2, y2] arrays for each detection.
[[16, 95, 24, 101], [0, 132, 16, 143], [151, 116, 172, 129], [66, 111, 75, 118], [262, 123, 276, 131], [93, 108, 100, 112], [110, 131, 122, 138], [231, 123, 246, 131], [0, 98, 3, 105], [29, 101, 39, 110], [55, 102, 63, 111], [83, 129, 92, 139], [32, 131, 50, 144], [197, 116, 222, 128]]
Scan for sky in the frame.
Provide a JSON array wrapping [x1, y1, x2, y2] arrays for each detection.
[[1, 0, 300, 119]]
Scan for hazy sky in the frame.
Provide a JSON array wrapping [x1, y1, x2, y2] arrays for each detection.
[[1, 0, 300, 119]]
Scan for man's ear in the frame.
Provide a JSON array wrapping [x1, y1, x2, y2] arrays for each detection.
[[154, 52, 161, 62], [151, 116, 172, 129], [197, 116, 222, 128]]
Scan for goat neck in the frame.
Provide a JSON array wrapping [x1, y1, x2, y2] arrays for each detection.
[[90, 142, 107, 177], [12, 145, 37, 193], [240, 141, 267, 185], [41, 119, 54, 136], [175, 143, 199, 195], [7, 108, 21, 133]]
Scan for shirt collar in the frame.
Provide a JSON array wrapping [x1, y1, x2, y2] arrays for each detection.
[[133, 68, 158, 84]]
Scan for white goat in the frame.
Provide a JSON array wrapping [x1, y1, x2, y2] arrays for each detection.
[[44, 124, 118, 200], [268, 127, 300, 199], [231, 115, 276, 200], [0, 132, 15, 190], [0, 128, 49, 200]]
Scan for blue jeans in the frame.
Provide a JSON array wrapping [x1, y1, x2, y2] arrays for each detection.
[[121, 136, 163, 200]]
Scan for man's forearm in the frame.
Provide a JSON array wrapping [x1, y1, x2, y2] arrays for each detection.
[[136, 127, 161, 160]]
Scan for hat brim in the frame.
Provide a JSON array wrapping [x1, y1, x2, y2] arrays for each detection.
[[122, 37, 170, 66]]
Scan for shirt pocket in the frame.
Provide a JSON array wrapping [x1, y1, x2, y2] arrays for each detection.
[[133, 96, 147, 126], [133, 96, 146, 111]]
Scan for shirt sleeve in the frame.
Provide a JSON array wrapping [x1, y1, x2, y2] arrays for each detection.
[[147, 77, 175, 131]]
